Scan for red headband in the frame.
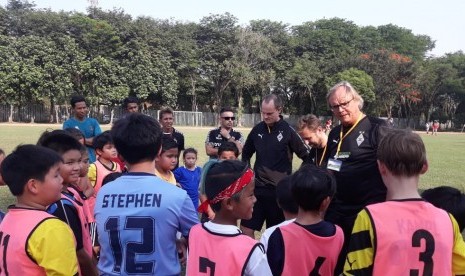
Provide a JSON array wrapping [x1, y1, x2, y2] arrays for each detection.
[[198, 168, 254, 213]]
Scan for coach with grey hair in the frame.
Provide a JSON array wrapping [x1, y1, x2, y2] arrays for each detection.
[[324, 81, 387, 273]]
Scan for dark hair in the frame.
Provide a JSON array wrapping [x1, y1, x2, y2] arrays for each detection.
[[0, 145, 62, 196], [70, 95, 86, 108], [422, 186, 465, 232], [93, 131, 113, 150], [291, 164, 336, 211], [161, 136, 178, 153], [111, 113, 162, 164], [102, 172, 124, 186], [64, 127, 84, 142], [263, 94, 283, 110], [276, 175, 298, 214], [219, 107, 234, 115], [123, 96, 139, 110], [0, 148, 4, 156], [159, 107, 174, 120], [202, 160, 249, 212], [377, 128, 426, 177], [183, 148, 198, 158], [37, 130, 83, 155], [218, 142, 239, 158]]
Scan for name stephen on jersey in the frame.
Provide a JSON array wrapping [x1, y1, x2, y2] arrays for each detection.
[[101, 193, 162, 208]]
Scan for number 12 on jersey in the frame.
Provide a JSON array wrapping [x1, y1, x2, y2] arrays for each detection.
[[105, 216, 155, 275]]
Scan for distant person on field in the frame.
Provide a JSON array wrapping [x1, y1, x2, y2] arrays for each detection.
[[259, 175, 298, 251], [95, 113, 198, 275], [155, 136, 179, 185], [0, 145, 79, 275], [174, 148, 202, 210], [422, 186, 465, 232], [432, 120, 440, 135], [343, 128, 465, 275], [189, 160, 272, 275], [63, 95, 102, 162], [205, 107, 244, 159], [297, 114, 328, 167], [122, 96, 139, 114], [425, 121, 431, 134], [267, 165, 343, 275], [159, 107, 184, 169]]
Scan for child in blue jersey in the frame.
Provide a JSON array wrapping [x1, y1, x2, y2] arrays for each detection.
[[174, 148, 202, 210], [94, 113, 198, 275]]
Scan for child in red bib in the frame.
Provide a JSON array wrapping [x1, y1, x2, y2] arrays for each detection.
[[344, 128, 465, 275], [188, 160, 272, 275], [267, 164, 344, 275], [0, 145, 78, 275]]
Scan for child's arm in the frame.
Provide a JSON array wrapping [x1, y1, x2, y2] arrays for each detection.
[[77, 176, 94, 198], [450, 214, 465, 275], [87, 163, 97, 188], [199, 193, 215, 220], [77, 248, 98, 276], [343, 209, 374, 275], [28, 219, 79, 275]]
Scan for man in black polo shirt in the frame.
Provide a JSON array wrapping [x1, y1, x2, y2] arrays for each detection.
[[205, 107, 244, 159], [241, 94, 309, 238], [159, 107, 185, 169]]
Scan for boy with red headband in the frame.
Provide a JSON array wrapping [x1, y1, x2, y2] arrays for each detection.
[[189, 160, 271, 275]]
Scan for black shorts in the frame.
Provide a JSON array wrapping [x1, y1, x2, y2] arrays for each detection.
[[240, 187, 284, 231]]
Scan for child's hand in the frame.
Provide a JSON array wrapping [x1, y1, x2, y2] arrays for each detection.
[[176, 237, 188, 265]]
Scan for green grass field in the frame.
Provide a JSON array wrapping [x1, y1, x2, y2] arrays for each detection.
[[0, 123, 465, 211]]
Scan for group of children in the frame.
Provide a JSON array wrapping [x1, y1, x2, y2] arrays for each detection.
[[1, 113, 465, 275]]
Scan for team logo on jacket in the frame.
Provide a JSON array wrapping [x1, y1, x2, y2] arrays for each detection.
[[277, 131, 283, 142], [258, 134, 263, 139], [356, 132, 364, 146]]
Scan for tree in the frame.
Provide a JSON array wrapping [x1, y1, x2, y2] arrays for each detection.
[[356, 50, 417, 117], [197, 13, 238, 111]]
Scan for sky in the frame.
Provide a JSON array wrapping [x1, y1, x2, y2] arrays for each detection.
[[1, 0, 464, 57]]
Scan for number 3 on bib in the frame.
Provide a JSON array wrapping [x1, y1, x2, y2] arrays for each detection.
[[410, 229, 434, 276]]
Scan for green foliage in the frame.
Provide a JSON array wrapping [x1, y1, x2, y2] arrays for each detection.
[[0, 1, 464, 124]]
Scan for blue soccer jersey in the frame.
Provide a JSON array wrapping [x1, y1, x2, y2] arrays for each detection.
[[94, 172, 199, 275], [63, 117, 102, 162], [173, 166, 201, 210]]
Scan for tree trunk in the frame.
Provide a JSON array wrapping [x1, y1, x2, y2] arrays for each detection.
[[8, 104, 13, 123], [237, 88, 243, 127]]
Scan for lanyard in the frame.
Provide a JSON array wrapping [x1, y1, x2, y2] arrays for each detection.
[[317, 145, 327, 167], [336, 113, 364, 157]]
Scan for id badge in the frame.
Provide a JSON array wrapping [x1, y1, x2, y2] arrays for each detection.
[[327, 158, 342, 172]]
